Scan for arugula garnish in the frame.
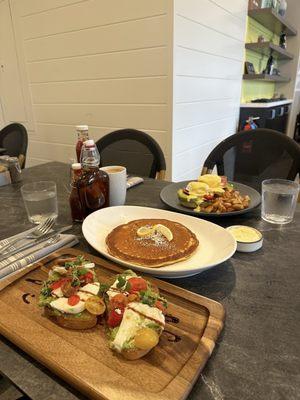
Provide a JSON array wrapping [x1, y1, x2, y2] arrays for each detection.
[[65, 255, 88, 268], [98, 282, 110, 295], [139, 289, 157, 307], [116, 275, 126, 288], [40, 284, 52, 297], [77, 267, 88, 276]]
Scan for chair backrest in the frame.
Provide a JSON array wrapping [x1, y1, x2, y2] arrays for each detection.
[[0, 123, 28, 168], [202, 128, 300, 191], [96, 129, 166, 179]]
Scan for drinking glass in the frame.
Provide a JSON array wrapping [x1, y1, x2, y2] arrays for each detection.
[[261, 179, 299, 224], [21, 181, 58, 224]]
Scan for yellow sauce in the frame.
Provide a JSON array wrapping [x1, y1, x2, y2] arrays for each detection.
[[228, 226, 262, 243]]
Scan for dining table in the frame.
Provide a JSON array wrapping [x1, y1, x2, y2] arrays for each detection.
[[0, 161, 299, 400]]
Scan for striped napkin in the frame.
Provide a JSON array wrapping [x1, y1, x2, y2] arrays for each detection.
[[0, 231, 78, 280]]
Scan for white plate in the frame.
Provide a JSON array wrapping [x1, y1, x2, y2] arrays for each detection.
[[82, 206, 237, 278]]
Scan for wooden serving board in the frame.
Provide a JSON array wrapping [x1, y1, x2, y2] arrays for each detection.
[[0, 249, 225, 400]]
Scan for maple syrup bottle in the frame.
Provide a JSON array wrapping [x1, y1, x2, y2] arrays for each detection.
[[75, 125, 89, 162], [69, 163, 84, 222], [77, 140, 109, 217]]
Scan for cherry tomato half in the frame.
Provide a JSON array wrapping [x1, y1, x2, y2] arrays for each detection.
[[68, 294, 80, 306], [107, 309, 124, 327], [128, 277, 147, 293], [50, 278, 70, 291], [80, 271, 94, 283], [110, 293, 127, 309], [204, 194, 214, 201], [155, 300, 167, 314]]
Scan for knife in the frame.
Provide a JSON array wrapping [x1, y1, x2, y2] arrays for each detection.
[[0, 225, 73, 263], [0, 236, 62, 278]]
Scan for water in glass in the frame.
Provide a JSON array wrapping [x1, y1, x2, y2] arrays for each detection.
[[261, 179, 299, 224], [21, 181, 58, 224]]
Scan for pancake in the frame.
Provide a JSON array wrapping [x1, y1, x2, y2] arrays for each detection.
[[105, 219, 199, 268]]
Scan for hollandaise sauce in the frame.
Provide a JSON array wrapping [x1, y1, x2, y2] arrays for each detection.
[[228, 226, 261, 242]]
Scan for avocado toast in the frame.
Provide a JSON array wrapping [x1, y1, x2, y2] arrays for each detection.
[[105, 270, 167, 360], [39, 256, 106, 330]]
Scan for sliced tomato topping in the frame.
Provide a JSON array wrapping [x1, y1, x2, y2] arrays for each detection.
[[67, 294, 80, 306], [128, 277, 147, 293], [80, 271, 94, 283], [50, 277, 70, 291], [204, 194, 214, 201], [107, 308, 124, 328], [155, 300, 167, 314], [110, 293, 127, 309]]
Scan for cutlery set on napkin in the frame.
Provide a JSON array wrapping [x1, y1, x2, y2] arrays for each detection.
[[0, 218, 78, 280]]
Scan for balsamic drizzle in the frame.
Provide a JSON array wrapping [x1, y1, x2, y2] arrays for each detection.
[[25, 278, 42, 285], [163, 330, 181, 342], [165, 314, 180, 324]]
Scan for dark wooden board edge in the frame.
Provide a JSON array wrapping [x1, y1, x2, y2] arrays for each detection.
[[0, 248, 225, 400]]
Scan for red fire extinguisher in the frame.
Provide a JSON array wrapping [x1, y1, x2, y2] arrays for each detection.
[[243, 116, 260, 131]]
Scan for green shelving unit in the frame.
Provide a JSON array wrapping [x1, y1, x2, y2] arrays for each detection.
[[245, 42, 293, 60], [248, 8, 297, 36], [243, 73, 290, 82]]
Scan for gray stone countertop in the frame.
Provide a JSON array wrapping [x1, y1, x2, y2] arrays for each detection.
[[0, 162, 299, 400]]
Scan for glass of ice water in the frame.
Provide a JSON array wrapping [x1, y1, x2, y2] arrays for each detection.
[[21, 181, 58, 224], [261, 179, 299, 224]]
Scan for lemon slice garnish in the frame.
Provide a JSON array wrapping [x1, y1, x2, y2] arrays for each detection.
[[137, 226, 155, 238], [137, 224, 173, 242], [154, 224, 173, 242]]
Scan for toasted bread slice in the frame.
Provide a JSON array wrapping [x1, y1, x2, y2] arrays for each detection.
[[121, 347, 153, 360], [179, 199, 198, 209], [44, 307, 97, 330]]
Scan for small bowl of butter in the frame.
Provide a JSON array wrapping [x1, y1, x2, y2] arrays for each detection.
[[226, 225, 263, 253]]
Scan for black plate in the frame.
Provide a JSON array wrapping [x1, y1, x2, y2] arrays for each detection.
[[160, 181, 261, 217]]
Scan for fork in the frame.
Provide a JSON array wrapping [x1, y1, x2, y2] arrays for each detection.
[[0, 235, 62, 280], [0, 217, 55, 254]]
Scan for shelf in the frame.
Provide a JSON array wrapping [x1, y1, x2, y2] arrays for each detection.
[[243, 74, 290, 82], [248, 8, 297, 36], [245, 42, 293, 60]]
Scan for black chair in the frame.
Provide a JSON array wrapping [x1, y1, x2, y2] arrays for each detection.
[[0, 123, 28, 168], [294, 112, 300, 143], [201, 128, 300, 191], [96, 129, 166, 179]]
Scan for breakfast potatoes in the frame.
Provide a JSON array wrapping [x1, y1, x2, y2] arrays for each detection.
[[202, 190, 250, 213]]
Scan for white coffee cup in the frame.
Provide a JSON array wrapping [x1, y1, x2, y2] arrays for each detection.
[[100, 165, 127, 207]]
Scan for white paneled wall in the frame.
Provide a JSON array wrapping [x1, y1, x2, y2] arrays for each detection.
[[8, 0, 172, 170], [1, 0, 248, 179], [172, 0, 247, 181]]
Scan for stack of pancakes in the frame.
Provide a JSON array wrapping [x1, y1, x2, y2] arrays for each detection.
[[106, 219, 199, 268]]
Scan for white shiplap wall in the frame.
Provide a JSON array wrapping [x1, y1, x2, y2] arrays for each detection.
[[172, 0, 247, 181], [10, 0, 172, 172], [4, 0, 248, 179]]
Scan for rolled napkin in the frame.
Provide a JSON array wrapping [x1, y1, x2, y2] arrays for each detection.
[[126, 176, 144, 189], [0, 233, 78, 280]]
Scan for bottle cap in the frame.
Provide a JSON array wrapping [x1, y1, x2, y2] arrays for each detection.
[[83, 139, 95, 147], [76, 125, 88, 131], [71, 163, 82, 170]]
